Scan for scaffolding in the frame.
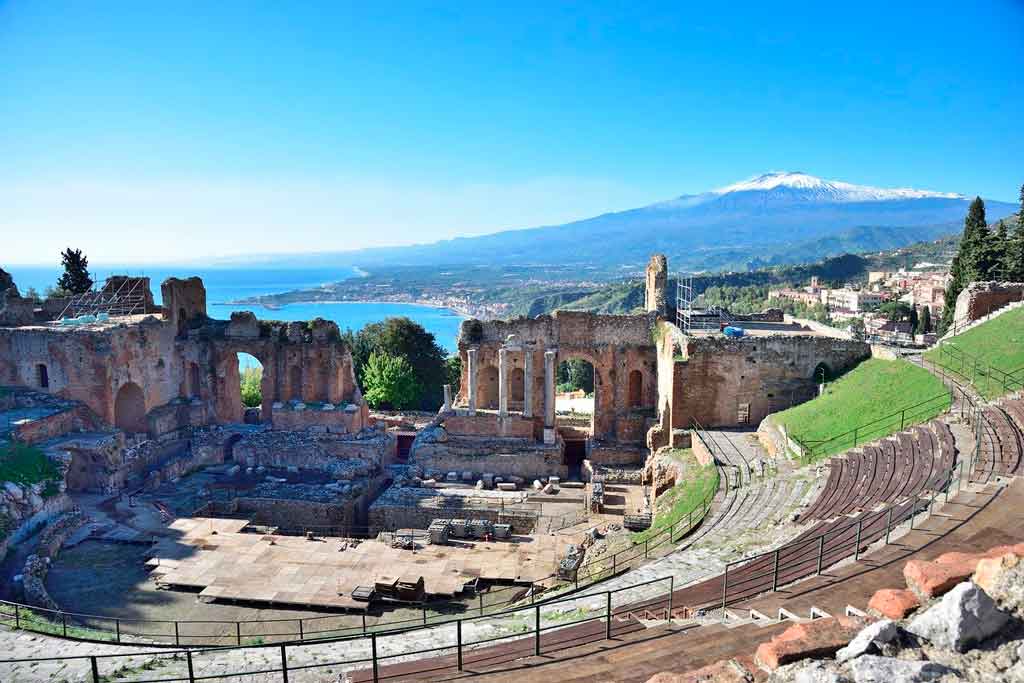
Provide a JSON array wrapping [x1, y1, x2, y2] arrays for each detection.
[[57, 276, 151, 320], [676, 276, 732, 335]]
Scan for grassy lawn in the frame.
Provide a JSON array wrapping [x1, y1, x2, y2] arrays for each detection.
[[773, 358, 950, 461], [632, 449, 719, 544], [0, 443, 61, 490], [924, 306, 1024, 399]]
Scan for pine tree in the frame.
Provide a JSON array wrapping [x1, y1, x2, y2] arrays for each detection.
[[57, 248, 93, 295], [991, 220, 1010, 279], [1006, 185, 1024, 281]]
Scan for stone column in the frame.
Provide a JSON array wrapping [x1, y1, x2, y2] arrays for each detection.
[[523, 348, 534, 418], [498, 348, 509, 417], [467, 349, 478, 416], [544, 350, 556, 442], [442, 384, 452, 412]]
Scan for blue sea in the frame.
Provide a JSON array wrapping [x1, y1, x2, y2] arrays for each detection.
[[5, 264, 465, 355]]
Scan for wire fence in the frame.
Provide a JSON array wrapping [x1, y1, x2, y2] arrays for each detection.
[[927, 340, 1024, 400]]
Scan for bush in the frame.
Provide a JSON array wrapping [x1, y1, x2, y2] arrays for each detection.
[[362, 351, 421, 410], [240, 367, 262, 407]]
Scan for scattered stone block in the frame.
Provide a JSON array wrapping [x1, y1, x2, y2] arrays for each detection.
[[836, 619, 900, 663], [475, 480, 484, 490], [973, 552, 1024, 618], [868, 588, 921, 620], [906, 581, 1010, 652], [497, 482, 517, 491], [847, 654, 953, 683], [533, 480, 543, 490], [461, 470, 474, 482], [446, 471, 458, 482], [421, 479, 436, 488]]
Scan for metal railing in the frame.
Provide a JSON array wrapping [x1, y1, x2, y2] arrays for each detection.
[[788, 390, 954, 463], [927, 340, 1024, 400], [715, 456, 966, 612], [0, 575, 680, 683]]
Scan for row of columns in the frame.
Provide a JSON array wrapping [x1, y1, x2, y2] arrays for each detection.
[[464, 346, 557, 431]]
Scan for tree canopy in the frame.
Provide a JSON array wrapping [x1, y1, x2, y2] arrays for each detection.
[[57, 248, 93, 295], [342, 317, 448, 410], [361, 350, 420, 410]]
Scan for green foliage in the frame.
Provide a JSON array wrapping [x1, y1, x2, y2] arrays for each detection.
[[240, 366, 262, 407], [848, 317, 867, 341], [773, 358, 950, 460], [878, 301, 913, 322], [361, 350, 421, 410], [0, 443, 61, 493], [444, 354, 462, 396], [57, 247, 93, 295], [23, 287, 41, 303], [343, 317, 447, 410], [556, 359, 594, 393], [632, 449, 719, 543], [924, 306, 1024, 399]]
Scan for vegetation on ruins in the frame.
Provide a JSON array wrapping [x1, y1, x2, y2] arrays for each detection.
[[361, 350, 421, 410], [939, 191, 1024, 333], [343, 317, 447, 410], [556, 359, 594, 394], [924, 306, 1024, 399], [0, 266, 13, 292], [632, 449, 718, 544], [240, 367, 262, 408], [772, 358, 949, 460], [56, 247, 93, 295], [0, 443, 61, 494], [444, 354, 461, 397]]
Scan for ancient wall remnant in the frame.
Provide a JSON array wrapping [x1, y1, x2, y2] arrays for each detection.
[[453, 310, 658, 444], [655, 322, 870, 430], [952, 281, 1024, 330]]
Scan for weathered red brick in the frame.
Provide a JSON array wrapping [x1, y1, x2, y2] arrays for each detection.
[[754, 616, 866, 671], [868, 588, 921, 620]]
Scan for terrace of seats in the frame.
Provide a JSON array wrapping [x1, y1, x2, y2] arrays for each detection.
[[973, 398, 1024, 482]]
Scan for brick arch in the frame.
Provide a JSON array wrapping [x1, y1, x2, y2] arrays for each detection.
[[114, 381, 148, 435], [555, 349, 607, 435]]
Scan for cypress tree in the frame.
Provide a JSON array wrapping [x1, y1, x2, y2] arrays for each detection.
[[939, 197, 989, 333], [57, 248, 93, 295], [1006, 185, 1024, 281], [918, 306, 932, 335]]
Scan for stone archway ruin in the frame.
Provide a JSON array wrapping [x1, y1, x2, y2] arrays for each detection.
[[114, 382, 147, 435]]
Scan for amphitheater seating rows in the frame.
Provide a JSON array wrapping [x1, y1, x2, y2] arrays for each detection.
[[798, 420, 954, 523], [973, 406, 1023, 482]]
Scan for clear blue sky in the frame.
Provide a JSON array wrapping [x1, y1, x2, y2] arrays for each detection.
[[2, 1, 1022, 264]]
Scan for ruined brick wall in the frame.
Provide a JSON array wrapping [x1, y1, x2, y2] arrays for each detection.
[[161, 277, 208, 335], [229, 430, 389, 472], [587, 443, 646, 467], [671, 335, 870, 429], [454, 310, 658, 442], [953, 281, 1024, 329], [12, 404, 102, 445], [444, 413, 537, 439]]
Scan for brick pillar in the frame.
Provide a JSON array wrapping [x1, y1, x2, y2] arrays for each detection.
[[442, 384, 452, 412], [544, 350, 556, 442]]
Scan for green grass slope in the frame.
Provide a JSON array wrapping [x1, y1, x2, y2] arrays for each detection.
[[924, 306, 1024, 399], [773, 358, 950, 460]]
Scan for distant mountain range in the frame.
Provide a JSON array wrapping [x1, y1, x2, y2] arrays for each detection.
[[293, 172, 1021, 274]]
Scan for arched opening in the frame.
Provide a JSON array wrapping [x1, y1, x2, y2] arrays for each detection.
[[628, 369, 643, 408], [36, 363, 49, 389], [189, 362, 202, 398], [114, 382, 148, 435], [510, 367, 525, 403], [289, 365, 303, 401], [556, 357, 596, 480], [812, 362, 832, 383], [224, 433, 243, 463], [238, 353, 264, 423], [479, 365, 499, 409]]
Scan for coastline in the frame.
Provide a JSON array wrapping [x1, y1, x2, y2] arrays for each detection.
[[220, 297, 474, 318]]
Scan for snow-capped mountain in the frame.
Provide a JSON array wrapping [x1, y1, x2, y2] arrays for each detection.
[[327, 172, 1017, 272]]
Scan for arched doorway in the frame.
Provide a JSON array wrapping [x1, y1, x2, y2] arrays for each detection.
[[556, 357, 597, 479], [510, 367, 525, 403], [114, 382, 147, 435], [479, 365, 499, 409], [628, 369, 643, 408], [224, 433, 243, 462], [238, 353, 264, 423]]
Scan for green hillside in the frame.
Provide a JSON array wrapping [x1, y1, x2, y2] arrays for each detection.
[[924, 306, 1024, 399], [772, 358, 950, 461]]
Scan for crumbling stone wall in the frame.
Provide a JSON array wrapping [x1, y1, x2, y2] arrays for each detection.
[[953, 281, 1024, 329], [667, 329, 870, 429], [454, 310, 658, 443]]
